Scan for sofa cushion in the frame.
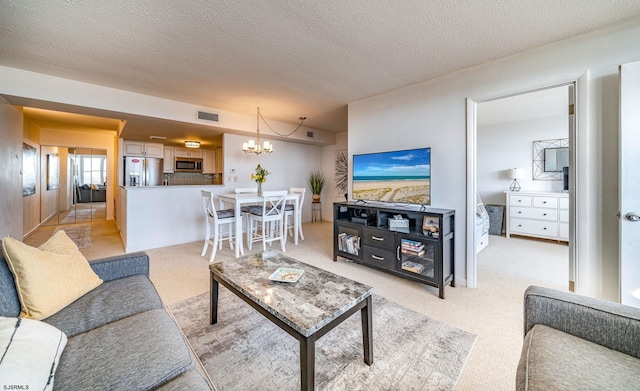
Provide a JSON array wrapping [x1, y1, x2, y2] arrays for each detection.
[[56, 308, 194, 390], [0, 316, 67, 391], [1, 231, 103, 319], [155, 369, 213, 391], [0, 255, 20, 318], [517, 324, 640, 390], [44, 275, 163, 337]]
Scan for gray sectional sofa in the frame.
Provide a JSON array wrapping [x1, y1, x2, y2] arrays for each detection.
[[517, 285, 640, 390], [0, 249, 214, 390], [76, 184, 107, 203]]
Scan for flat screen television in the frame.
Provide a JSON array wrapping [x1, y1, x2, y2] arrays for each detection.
[[352, 147, 431, 205]]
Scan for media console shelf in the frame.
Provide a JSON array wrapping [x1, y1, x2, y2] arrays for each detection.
[[333, 201, 455, 298]]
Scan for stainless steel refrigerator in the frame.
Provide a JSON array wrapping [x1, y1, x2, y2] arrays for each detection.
[[123, 156, 163, 186]]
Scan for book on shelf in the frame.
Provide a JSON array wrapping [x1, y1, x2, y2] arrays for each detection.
[[401, 239, 422, 247], [401, 260, 425, 274], [338, 232, 360, 255], [401, 248, 425, 256], [402, 243, 424, 251]]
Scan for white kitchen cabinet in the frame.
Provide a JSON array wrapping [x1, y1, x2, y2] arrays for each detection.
[[202, 149, 216, 174], [505, 191, 568, 242], [123, 141, 164, 158], [173, 147, 202, 158], [216, 148, 223, 173], [163, 147, 174, 173]]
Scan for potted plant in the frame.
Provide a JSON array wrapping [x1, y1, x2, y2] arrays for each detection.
[[308, 170, 325, 202]]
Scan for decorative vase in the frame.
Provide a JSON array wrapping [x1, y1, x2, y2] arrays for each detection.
[[312, 194, 320, 202], [257, 182, 263, 197]]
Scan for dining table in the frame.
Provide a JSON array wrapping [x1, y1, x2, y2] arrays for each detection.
[[218, 192, 301, 258]]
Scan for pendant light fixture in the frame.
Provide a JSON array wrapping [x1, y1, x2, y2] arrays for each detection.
[[242, 107, 307, 155]]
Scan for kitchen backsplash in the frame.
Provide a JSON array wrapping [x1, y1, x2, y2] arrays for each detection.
[[165, 172, 222, 186]]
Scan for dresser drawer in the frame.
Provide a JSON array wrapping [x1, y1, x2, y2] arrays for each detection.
[[559, 223, 569, 240], [510, 218, 558, 238], [510, 206, 558, 221], [533, 196, 558, 208], [362, 247, 397, 270], [362, 227, 395, 250], [559, 197, 569, 210], [559, 210, 569, 223], [510, 195, 532, 206]]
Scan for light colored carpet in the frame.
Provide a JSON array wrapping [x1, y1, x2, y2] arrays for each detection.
[[171, 289, 476, 391], [51, 223, 93, 248], [24, 220, 569, 390]]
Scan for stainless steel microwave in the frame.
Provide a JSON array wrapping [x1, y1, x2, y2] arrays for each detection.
[[175, 157, 203, 172]]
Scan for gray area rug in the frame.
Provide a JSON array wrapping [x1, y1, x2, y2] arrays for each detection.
[[171, 289, 476, 391], [52, 224, 93, 248]]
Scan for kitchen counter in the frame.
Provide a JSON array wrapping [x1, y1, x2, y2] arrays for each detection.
[[117, 185, 228, 253]]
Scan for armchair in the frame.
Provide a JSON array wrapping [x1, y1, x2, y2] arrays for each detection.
[[517, 285, 640, 390]]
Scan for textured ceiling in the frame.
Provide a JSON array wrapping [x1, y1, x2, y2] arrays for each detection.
[[2, 1, 640, 133]]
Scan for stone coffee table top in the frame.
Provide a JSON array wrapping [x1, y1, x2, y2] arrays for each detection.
[[210, 251, 373, 337]]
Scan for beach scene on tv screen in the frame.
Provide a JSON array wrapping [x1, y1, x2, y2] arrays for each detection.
[[353, 148, 430, 204]]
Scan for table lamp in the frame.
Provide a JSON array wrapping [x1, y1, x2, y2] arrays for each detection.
[[509, 168, 523, 191]]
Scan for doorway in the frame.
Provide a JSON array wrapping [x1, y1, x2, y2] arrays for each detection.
[[466, 81, 578, 290], [40, 146, 107, 225]]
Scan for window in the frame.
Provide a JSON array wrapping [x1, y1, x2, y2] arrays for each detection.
[[79, 155, 106, 185]]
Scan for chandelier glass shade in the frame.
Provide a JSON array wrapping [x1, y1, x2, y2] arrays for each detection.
[[243, 107, 273, 155]]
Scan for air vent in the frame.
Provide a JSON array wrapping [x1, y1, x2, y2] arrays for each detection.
[[197, 110, 219, 122], [149, 136, 166, 140], [306, 131, 314, 138]]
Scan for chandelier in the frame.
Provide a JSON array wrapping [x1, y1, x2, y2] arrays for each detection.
[[242, 107, 306, 155]]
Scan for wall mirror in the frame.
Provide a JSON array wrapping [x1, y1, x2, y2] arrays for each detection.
[[544, 147, 569, 172], [533, 138, 568, 180], [41, 146, 107, 226]]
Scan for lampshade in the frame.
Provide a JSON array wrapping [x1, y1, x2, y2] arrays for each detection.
[[509, 168, 524, 179]]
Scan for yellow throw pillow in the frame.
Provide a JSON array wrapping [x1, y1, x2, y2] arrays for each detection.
[[90, 184, 98, 190], [1, 231, 103, 320]]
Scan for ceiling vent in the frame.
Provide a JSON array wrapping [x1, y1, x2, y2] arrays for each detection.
[[306, 131, 314, 138], [197, 110, 219, 122]]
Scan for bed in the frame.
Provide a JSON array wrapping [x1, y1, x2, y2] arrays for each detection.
[[476, 193, 490, 253]]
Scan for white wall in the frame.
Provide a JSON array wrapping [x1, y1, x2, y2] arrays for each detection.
[[0, 97, 23, 240], [478, 115, 568, 205], [322, 131, 348, 220], [223, 133, 322, 224], [349, 19, 640, 300]]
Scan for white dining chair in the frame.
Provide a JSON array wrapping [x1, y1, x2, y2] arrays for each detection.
[[284, 187, 305, 241], [234, 187, 258, 235], [201, 190, 239, 262], [246, 190, 287, 252]]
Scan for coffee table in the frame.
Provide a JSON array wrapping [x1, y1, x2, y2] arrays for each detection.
[[209, 251, 373, 391]]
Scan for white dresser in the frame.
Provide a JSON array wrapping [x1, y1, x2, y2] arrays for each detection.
[[505, 191, 569, 242]]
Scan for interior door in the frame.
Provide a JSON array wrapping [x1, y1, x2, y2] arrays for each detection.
[[619, 61, 640, 307]]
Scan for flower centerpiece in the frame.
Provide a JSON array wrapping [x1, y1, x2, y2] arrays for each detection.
[[251, 164, 270, 196]]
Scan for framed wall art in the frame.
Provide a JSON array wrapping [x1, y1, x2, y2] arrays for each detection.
[[22, 143, 37, 196]]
